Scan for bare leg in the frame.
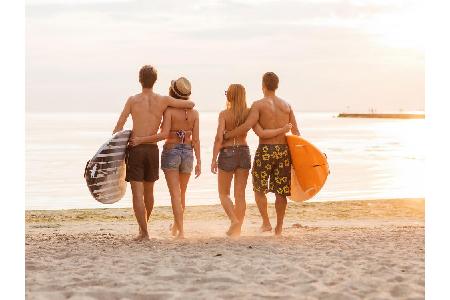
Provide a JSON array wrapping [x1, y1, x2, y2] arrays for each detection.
[[143, 181, 154, 223], [170, 173, 191, 236], [218, 169, 240, 237], [274, 194, 287, 236], [164, 170, 184, 239], [130, 181, 149, 240], [254, 190, 272, 232], [233, 168, 249, 225], [179, 173, 190, 211]]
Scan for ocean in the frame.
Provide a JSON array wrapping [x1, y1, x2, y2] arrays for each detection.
[[26, 112, 425, 210]]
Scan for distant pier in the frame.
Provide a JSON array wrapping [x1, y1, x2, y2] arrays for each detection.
[[338, 113, 425, 119]]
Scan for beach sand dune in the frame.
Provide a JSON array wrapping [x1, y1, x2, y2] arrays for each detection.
[[26, 199, 424, 300]]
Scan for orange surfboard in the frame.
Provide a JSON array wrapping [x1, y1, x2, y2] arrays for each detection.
[[286, 135, 329, 202]]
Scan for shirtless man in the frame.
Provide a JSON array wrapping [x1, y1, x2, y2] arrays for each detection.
[[113, 65, 195, 241], [223, 72, 300, 236]]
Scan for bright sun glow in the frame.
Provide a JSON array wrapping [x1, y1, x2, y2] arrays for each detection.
[[365, 3, 424, 51]]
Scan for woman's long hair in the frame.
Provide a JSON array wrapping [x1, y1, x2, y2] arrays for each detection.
[[226, 84, 249, 127]]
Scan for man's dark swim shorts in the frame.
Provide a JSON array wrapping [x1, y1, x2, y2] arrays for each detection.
[[125, 144, 159, 182], [252, 144, 291, 196]]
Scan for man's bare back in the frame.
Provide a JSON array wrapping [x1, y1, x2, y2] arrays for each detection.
[[113, 90, 194, 139], [129, 92, 169, 138], [254, 96, 292, 144], [223, 95, 299, 143]]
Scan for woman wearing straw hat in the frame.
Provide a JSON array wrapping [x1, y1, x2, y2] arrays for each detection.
[[131, 77, 200, 239], [211, 84, 291, 237]]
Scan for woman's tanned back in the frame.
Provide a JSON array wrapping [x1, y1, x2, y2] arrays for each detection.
[[221, 109, 249, 147], [165, 108, 197, 144]]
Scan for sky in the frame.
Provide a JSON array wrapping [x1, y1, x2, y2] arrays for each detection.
[[26, 0, 424, 113]]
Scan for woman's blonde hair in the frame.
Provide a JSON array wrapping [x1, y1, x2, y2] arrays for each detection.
[[226, 84, 249, 127]]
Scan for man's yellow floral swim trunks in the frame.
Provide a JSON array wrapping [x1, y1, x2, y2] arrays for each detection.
[[252, 144, 291, 196]]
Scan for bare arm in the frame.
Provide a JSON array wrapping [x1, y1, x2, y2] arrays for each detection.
[[211, 112, 225, 174], [164, 96, 195, 109], [129, 110, 171, 146], [289, 106, 300, 136], [253, 123, 292, 138], [223, 103, 260, 139], [192, 110, 201, 178], [113, 97, 132, 134]]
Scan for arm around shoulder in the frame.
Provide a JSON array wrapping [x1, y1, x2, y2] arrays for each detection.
[[165, 95, 195, 109]]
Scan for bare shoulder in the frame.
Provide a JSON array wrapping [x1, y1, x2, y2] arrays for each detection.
[[192, 109, 200, 118], [220, 109, 234, 123], [219, 109, 227, 118], [276, 97, 292, 111], [277, 96, 290, 105], [127, 94, 137, 102], [250, 99, 265, 109], [124, 95, 138, 109]]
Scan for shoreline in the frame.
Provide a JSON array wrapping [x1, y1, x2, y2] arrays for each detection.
[[337, 113, 425, 119], [26, 198, 424, 223], [25, 197, 424, 214]]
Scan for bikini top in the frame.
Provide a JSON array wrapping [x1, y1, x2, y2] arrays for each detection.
[[170, 109, 193, 144]]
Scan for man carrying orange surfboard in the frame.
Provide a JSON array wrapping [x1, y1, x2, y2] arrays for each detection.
[[224, 72, 300, 236]]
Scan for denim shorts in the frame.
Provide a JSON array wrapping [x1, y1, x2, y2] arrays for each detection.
[[161, 143, 194, 173], [218, 145, 251, 172]]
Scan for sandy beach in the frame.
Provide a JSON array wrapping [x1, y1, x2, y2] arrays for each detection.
[[26, 199, 424, 300]]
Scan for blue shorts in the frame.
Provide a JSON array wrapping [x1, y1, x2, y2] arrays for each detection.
[[161, 144, 194, 174]]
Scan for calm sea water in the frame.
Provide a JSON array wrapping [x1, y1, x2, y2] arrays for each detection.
[[26, 112, 425, 210]]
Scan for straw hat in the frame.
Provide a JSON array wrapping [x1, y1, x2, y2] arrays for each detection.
[[170, 77, 191, 99]]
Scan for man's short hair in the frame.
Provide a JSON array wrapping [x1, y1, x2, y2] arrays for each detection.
[[262, 72, 279, 91], [139, 65, 157, 88]]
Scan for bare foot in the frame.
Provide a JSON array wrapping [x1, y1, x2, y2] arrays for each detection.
[[274, 225, 283, 236], [259, 223, 272, 232], [226, 222, 241, 238], [175, 232, 185, 239], [170, 223, 178, 236], [133, 234, 149, 241]]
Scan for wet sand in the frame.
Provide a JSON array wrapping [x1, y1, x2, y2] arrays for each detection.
[[26, 199, 424, 300]]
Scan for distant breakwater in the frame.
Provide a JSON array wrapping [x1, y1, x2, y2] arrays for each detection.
[[338, 113, 425, 119]]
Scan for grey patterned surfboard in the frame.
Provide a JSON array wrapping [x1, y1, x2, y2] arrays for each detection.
[[84, 130, 131, 204]]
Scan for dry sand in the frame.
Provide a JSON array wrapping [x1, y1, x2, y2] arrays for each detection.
[[26, 199, 424, 300]]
